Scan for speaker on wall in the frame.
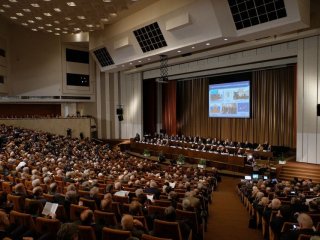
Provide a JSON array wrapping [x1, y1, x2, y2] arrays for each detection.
[[317, 104, 320, 116], [118, 115, 124, 121], [116, 108, 123, 115]]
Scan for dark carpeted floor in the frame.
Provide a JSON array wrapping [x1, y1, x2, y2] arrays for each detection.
[[204, 176, 264, 240]]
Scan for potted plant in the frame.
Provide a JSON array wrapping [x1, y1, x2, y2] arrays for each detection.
[[198, 158, 206, 168], [143, 149, 150, 157], [177, 154, 185, 165]]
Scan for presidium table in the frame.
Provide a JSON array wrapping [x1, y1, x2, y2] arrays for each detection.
[[129, 139, 274, 173]]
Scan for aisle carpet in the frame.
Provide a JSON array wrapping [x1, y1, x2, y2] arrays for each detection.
[[204, 176, 264, 240]]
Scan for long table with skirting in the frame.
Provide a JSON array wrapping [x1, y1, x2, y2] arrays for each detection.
[[130, 140, 247, 167]]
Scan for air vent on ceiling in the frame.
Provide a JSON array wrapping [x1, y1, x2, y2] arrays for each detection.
[[133, 22, 167, 53], [93, 47, 114, 67], [228, 0, 287, 30]]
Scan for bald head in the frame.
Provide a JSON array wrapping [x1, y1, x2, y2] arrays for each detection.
[[121, 214, 134, 230], [297, 213, 314, 229]]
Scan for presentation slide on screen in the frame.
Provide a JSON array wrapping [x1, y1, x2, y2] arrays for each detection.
[[209, 80, 250, 118]]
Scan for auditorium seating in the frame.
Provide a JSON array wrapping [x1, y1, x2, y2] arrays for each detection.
[[102, 227, 131, 240], [238, 177, 320, 240], [0, 124, 217, 240]]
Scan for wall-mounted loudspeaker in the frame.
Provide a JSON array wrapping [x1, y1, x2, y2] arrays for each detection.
[[317, 104, 320, 116], [118, 115, 124, 121], [116, 108, 123, 115]]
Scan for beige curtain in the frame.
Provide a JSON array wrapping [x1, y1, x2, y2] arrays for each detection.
[[176, 66, 296, 147]]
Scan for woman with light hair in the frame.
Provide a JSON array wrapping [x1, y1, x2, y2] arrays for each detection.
[[32, 178, 41, 188]]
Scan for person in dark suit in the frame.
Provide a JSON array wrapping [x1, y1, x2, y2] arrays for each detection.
[[243, 140, 252, 149], [163, 206, 192, 240], [280, 213, 319, 240], [74, 209, 103, 240], [270, 205, 294, 238], [144, 181, 161, 200]]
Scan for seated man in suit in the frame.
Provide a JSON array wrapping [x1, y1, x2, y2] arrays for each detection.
[[144, 181, 161, 200], [120, 214, 147, 239], [280, 213, 319, 240], [75, 209, 102, 240]]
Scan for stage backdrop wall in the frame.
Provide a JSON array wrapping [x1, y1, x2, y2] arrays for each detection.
[[175, 65, 296, 148]]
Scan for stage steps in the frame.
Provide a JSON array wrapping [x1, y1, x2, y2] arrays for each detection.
[[278, 162, 320, 183]]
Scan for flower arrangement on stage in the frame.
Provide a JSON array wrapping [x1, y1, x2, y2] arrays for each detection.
[[198, 158, 206, 168], [143, 149, 150, 157], [177, 154, 185, 165]]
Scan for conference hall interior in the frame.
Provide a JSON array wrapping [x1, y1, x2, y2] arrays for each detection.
[[0, 0, 320, 239]]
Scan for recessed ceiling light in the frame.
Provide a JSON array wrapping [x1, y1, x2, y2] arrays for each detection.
[[9, 0, 18, 3], [0, 9, 4, 12], [55, 27, 61, 30], [77, 16, 85, 20], [129, 62, 133, 65], [95, 24, 100, 28], [38, 26, 44, 29], [86, 24, 93, 28], [206, 43, 210, 46], [224, 38, 228, 41], [23, 8, 31, 12], [21, 22, 28, 26], [177, 50, 182, 53], [191, 46, 195, 49], [62, 31, 68, 34], [28, 20, 35, 23], [110, 12, 117, 17], [66, 2, 76, 6], [53, 8, 61, 12], [65, 17, 71, 21], [43, 12, 52, 16], [63, 27, 68, 30], [30, 3, 40, 7], [54, 20, 60, 24], [47, 29, 52, 32], [103, 0, 112, 2], [43, 0, 51, 1], [31, 28, 37, 31], [16, 12, 23, 16], [147, 58, 151, 61], [3, 4, 11, 8], [10, 16, 17, 20], [138, 60, 142, 63], [45, 23, 52, 26], [74, 27, 80, 31], [100, 18, 109, 22], [54, 33, 60, 35], [35, 16, 42, 20]]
